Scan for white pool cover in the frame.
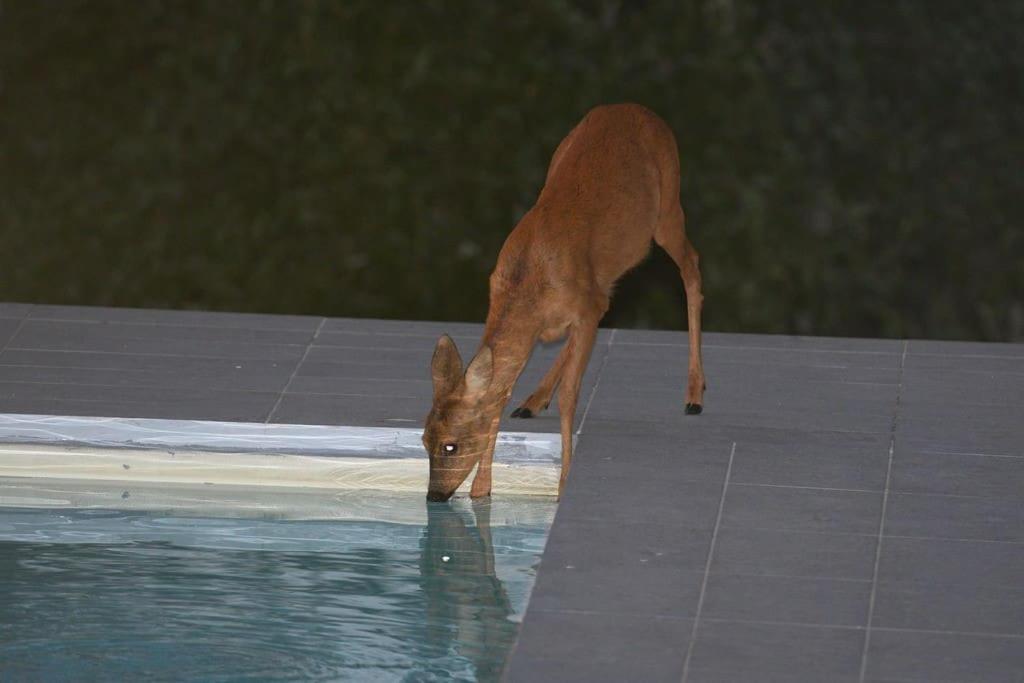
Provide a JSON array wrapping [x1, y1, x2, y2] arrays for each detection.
[[0, 414, 561, 497]]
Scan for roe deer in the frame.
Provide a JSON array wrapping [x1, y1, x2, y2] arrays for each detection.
[[423, 103, 705, 501]]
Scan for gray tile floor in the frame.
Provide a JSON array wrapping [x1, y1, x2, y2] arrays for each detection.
[[1, 303, 1022, 682]]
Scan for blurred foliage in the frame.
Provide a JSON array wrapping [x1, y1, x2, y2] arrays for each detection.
[[1, 0, 1021, 340]]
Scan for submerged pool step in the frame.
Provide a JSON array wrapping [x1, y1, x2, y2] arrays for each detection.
[[0, 414, 561, 497]]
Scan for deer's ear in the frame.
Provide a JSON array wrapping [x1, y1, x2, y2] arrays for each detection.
[[431, 334, 463, 400], [464, 345, 493, 398]]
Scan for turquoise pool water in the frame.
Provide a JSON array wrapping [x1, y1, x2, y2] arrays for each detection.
[[0, 490, 555, 682]]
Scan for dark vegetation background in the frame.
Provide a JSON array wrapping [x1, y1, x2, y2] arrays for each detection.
[[2, 1, 1022, 341]]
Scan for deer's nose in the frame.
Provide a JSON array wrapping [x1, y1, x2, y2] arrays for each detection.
[[426, 489, 454, 502]]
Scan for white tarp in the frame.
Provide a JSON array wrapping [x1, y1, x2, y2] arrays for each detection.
[[0, 414, 561, 496]]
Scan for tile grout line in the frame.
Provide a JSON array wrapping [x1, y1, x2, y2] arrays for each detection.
[[614, 340, 900, 355], [0, 378, 418, 400], [711, 525, 1024, 545], [700, 618, 1024, 640], [575, 328, 616, 436], [0, 313, 31, 358], [22, 312, 327, 332], [859, 339, 907, 683], [4, 347, 308, 361], [265, 318, 326, 424], [14, 319, 1021, 355], [529, 608, 1024, 640], [730, 482, 880, 493], [681, 441, 736, 683], [912, 449, 1024, 460], [614, 338, 1024, 362]]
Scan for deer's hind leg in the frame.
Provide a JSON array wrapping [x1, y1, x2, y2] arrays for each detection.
[[510, 342, 570, 418], [654, 204, 706, 414]]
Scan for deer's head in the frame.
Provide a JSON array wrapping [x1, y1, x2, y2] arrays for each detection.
[[423, 335, 496, 501]]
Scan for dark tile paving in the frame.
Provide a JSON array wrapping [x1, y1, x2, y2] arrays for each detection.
[[903, 350, 1024, 375], [504, 611, 693, 683], [0, 319, 22, 349], [0, 353, 296, 393], [268, 392, 428, 427], [685, 620, 866, 682], [609, 342, 902, 372], [0, 303, 34, 319], [601, 355, 900, 386], [884, 492, 1024, 543], [9, 319, 311, 361], [876, 536, 1024, 587], [902, 430, 1024, 466], [0, 304, 1022, 681], [509, 330, 1024, 682], [872, 581, 1024, 635], [864, 629, 1024, 682], [555, 476, 724, 528], [700, 573, 872, 627], [899, 367, 1024, 405], [710, 527, 878, 580], [720, 484, 883, 535], [907, 337, 1024, 357], [569, 432, 732, 486], [18, 317, 317, 346], [529, 541, 706, 616], [0, 394, 276, 422], [538, 518, 714, 576], [27, 303, 322, 331], [585, 391, 895, 434], [728, 431, 891, 490], [299, 341, 439, 366], [891, 449, 1024, 499], [318, 316, 484, 337]]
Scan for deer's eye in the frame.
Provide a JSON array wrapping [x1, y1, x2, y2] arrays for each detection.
[[443, 443, 458, 455]]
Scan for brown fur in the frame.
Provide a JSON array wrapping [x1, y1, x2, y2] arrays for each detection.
[[425, 103, 706, 500]]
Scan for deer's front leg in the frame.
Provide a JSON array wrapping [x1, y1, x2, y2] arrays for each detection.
[[470, 418, 501, 498], [556, 320, 600, 497]]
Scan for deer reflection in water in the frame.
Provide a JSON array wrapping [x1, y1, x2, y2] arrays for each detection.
[[419, 499, 518, 681]]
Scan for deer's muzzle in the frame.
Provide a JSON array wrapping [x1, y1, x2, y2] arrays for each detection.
[[426, 488, 455, 502]]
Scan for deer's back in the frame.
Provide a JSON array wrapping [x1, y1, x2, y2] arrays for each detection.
[[529, 104, 681, 288]]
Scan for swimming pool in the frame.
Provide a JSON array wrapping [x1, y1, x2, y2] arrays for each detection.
[[0, 481, 556, 681]]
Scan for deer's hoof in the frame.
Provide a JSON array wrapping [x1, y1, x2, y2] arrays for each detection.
[[685, 403, 703, 415], [511, 407, 533, 419]]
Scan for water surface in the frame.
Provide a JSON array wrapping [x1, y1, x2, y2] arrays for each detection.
[[0, 491, 554, 681]]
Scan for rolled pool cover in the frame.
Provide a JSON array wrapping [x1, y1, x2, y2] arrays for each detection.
[[0, 414, 561, 497]]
